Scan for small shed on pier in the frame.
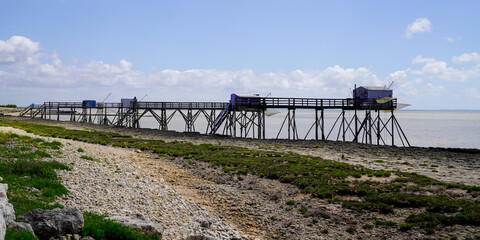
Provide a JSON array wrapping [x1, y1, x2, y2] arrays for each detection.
[[353, 86, 392, 100]]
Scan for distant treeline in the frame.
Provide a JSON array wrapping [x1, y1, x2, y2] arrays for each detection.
[[0, 104, 17, 108]]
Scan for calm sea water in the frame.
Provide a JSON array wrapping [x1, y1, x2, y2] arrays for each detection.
[[394, 110, 480, 149], [55, 109, 480, 149]]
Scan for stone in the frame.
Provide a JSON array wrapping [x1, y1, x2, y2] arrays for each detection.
[[0, 183, 16, 240], [79, 237, 95, 240], [0, 213, 5, 240], [108, 216, 163, 237], [186, 235, 219, 240], [0, 203, 15, 223], [7, 221, 36, 237], [198, 218, 211, 228], [18, 208, 84, 240]]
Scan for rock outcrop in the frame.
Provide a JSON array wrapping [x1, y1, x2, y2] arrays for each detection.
[[18, 208, 84, 240], [108, 215, 163, 237], [0, 183, 16, 240]]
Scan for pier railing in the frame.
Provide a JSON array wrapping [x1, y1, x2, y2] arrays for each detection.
[[136, 102, 228, 110], [233, 97, 396, 110]]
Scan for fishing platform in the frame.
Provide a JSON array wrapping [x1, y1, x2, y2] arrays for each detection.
[[19, 86, 410, 146]]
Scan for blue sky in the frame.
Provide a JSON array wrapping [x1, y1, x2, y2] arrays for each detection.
[[1, 0, 479, 109]]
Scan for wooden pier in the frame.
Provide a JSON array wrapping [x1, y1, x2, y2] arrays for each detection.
[[20, 94, 410, 147]]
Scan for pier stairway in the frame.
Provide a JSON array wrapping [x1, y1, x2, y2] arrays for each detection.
[[31, 104, 45, 118], [19, 106, 32, 116], [210, 102, 232, 134]]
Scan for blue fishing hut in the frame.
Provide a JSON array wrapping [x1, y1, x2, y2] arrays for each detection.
[[353, 86, 393, 107], [82, 100, 96, 108], [353, 86, 392, 100], [230, 94, 263, 109]]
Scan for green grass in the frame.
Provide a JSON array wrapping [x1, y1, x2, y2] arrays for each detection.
[[2, 118, 480, 231], [5, 229, 36, 240], [285, 200, 296, 206], [80, 155, 99, 162], [398, 222, 413, 231], [0, 104, 17, 108], [82, 212, 161, 240], [0, 131, 70, 215]]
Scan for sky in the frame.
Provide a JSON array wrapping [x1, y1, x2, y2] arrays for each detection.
[[0, 0, 479, 109]]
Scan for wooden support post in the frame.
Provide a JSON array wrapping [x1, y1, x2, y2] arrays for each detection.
[[321, 108, 325, 140], [262, 110, 265, 139], [315, 109, 318, 140], [377, 110, 380, 145], [342, 110, 345, 142], [257, 110, 261, 139], [354, 109, 358, 143], [391, 110, 395, 146]]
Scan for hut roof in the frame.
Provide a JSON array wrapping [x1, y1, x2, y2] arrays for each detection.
[[359, 86, 392, 91]]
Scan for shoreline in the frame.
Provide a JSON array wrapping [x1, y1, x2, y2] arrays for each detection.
[[2, 115, 479, 152]]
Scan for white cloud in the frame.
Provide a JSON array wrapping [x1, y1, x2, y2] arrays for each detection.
[[423, 83, 445, 95], [465, 88, 480, 99], [412, 55, 436, 64], [2, 35, 479, 110], [0, 36, 388, 99], [386, 70, 409, 82], [405, 18, 432, 39], [411, 55, 480, 82], [452, 52, 480, 63], [0, 36, 40, 65], [446, 37, 461, 43]]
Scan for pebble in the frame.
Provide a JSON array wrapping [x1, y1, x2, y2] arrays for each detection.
[[0, 127, 245, 240]]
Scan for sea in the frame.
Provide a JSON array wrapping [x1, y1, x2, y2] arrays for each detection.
[[394, 110, 480, 149], [131, 110, 480, 149]]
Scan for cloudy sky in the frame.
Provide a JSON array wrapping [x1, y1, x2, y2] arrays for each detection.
[[0, 0, 479, 109]]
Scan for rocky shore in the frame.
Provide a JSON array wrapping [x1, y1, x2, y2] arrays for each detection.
[[0, 108, 23, 116], [1, 117, 480, 239], [0, 126, 245, 240]]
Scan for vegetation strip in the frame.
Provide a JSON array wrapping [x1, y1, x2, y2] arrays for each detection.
[[1, 118, 480, 234], [0, 131, 68, 216]]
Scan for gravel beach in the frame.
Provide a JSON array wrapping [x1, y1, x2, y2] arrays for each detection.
[[1, 116, 480, 239]]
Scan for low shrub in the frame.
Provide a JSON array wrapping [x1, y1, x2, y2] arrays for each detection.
[[5, 229, 36, 240], [286, 200, 296, 206], [82, 212, 161, 240], [399, 222, 413, 231]]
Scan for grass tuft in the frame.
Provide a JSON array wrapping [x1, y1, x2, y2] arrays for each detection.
[[82, 212, 161, 240]]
